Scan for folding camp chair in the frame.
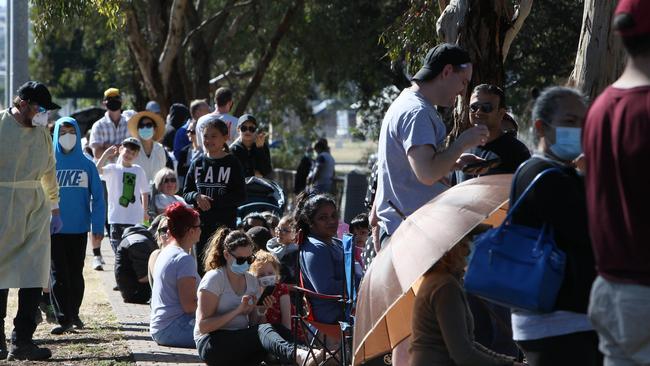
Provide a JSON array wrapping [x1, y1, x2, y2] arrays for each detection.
[[291, 233, 357, 366]]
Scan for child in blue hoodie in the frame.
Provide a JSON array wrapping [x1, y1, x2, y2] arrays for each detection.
[[50, 117, 105, 335]]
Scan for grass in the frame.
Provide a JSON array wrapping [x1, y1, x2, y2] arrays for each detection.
[[3, 255, 134, 365]]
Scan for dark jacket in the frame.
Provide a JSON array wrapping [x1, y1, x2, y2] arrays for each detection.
[[183, 153, 246, 230], [229, 140, 272, 178], [510, 156, 596, 313], [115, 225, 157, 304]]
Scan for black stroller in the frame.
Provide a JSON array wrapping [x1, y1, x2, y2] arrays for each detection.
[[237, 177, 286, 221]]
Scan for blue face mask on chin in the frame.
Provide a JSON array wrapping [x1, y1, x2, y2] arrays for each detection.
[[230, 261, 250, 275]]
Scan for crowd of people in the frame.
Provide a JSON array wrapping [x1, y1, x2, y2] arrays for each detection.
[[0, 0, 647, 365]]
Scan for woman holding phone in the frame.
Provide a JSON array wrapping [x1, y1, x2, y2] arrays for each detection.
[[195, 228, 323, 366]]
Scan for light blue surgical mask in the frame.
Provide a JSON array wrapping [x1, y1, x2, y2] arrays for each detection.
[[549, 126, 582, 161], [230, 261, 250, 275], [138, 127, 155, 140]]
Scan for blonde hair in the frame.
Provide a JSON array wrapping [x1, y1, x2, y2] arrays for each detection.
[[154, 216, 169, 248], [153, 168, 177, 191], [249, 251, 280, 278]]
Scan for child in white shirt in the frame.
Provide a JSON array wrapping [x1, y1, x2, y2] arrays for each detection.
[[97, 137, 150, 253]]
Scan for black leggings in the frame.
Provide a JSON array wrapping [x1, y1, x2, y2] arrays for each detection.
[[196, 324, 295, 366], [517, 331, 602, 366]]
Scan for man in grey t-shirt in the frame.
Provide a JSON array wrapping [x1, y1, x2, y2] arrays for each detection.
[[373, 43, 491, 366], [373, 43, 490, 242]]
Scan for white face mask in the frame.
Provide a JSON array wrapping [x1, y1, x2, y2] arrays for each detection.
[[59, 133, 77, 152], [549, 127, 582, 161], [258, 275, 276, 287], [31, 112, 49, 127]]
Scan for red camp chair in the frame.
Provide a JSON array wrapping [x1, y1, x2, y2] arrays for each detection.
[[290, 233, 356, 366]]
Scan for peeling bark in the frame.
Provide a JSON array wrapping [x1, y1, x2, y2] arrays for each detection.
[[502, 0, 532, 62], [159, 0, 190, 92], [567, 0, 625, 100], [125, 8, 161, 103], [436, 0, 533, 138]]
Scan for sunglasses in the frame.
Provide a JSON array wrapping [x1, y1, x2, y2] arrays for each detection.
[[239, 125, 257, 133], [469, 102, 494, 114], [158, 226, 168, 234], [163, 177, 177, 184], [139, 123, 155, 128], [230, 252, 255, 265]]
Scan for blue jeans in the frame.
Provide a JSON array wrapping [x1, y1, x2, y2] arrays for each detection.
[[151, 313, 195, 348]]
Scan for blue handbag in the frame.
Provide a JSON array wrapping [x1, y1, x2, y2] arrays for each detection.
[[464, 166, 567, 313]]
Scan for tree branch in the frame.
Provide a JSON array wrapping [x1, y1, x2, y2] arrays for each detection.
[[159, 0, 190, 90], [124, 8, 158, 99], [502, 0, 533, 62], [181, 0, 252, 48], [436, 0, 468, 44], [233, 0, 304, 115]]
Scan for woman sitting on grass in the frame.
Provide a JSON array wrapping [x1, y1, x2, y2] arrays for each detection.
[[149, 202, 201, 348]]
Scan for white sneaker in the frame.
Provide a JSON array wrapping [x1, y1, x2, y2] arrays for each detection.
[[92, 256, 103, 271], [99, 256, 106, 264]]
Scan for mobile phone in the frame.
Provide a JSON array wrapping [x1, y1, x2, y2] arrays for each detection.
[[256, 285, 275, 305], [462, 157, 501, 173]]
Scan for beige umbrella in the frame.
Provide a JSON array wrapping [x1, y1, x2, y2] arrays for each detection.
[[352, 174, 512, 365]]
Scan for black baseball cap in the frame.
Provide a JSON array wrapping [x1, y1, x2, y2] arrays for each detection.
[[411, 43, 471, 82], [238, 113, 257, 127], [17, 81, 61, 110]]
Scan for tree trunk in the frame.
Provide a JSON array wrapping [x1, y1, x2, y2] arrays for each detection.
[[567, 0, 626, 100], [233, 0, 304, 116], [437, 0, 532, 138]]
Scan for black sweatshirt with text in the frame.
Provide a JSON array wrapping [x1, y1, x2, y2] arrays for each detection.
[[183, 154, 246, 229]]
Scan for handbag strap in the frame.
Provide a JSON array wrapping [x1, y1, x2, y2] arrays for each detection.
[[504, 164, 566, 224]]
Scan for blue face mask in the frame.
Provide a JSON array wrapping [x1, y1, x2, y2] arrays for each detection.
[[230, 261, 250, 275], [549, 126, 582, 161], [139, 127, 155, 140]]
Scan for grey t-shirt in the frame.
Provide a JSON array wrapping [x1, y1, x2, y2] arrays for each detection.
[[149, 245, 200, 334], [375, 88, 448, 235], [193, 268, 260, 341]]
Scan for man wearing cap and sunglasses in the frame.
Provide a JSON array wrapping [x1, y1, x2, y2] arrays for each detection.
[[0, 81, 62, 360]]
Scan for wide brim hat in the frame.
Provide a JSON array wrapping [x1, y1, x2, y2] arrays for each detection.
[[128, 111, 165, 142]]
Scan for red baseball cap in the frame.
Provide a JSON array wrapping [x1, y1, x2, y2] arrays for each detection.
[[615, 0, 650, 36]]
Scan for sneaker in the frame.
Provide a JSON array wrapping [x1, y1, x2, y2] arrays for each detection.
[[7, 342, 52, 361], [51, 324, 74, 335], [72, 317, 84, 329], [39, 302, 56, 323], [92, 256, 104, 271]]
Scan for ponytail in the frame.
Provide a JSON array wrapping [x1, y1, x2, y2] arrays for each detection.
[[204, 227, 231, 271], [203, 226, 253, 272]]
